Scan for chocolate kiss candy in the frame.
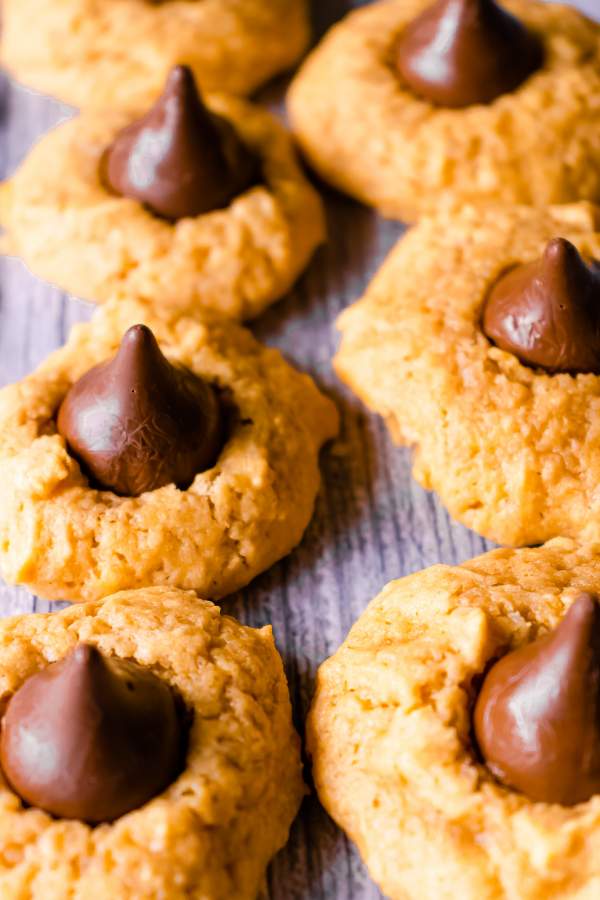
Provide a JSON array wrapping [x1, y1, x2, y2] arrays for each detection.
[[102, 64, 259, 220], [0, 644, 184, 823], [474, 593, 600, 805], [396, 0, 543, 108], [57, 323, 223, 496], [482, 238, 600, 374]]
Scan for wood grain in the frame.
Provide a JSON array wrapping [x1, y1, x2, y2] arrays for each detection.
[[0, 2, 597, 897]]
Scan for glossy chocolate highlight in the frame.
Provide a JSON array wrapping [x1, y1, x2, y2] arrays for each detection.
[[482, 238, 600, 374], [57, 323, 223, 496], [102, 65, 259, 220], [0, 644, 185, 823], [474, 593, 600, 805], [396, 0, 543, 108]]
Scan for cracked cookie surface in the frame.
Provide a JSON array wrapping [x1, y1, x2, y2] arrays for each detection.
[[288, 0, 600, 221], [0, 94, 324, 321], [335, 201, 600, 547], [308, 538, 600, 900], [0, 298, 338, 603], [1, 0, 310, 108], [0, 587, 303, 899]]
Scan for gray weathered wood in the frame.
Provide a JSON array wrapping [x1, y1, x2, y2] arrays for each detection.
[[0, 2, 597, 897]]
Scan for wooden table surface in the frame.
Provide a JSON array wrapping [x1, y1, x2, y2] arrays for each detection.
[[0, 2, 597, 897]]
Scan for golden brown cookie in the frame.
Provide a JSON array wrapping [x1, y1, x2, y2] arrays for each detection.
[[335, 201, 600, 547], [288, 0, 600, 221], [0, 92, 324, 320], [0, 298, 338, 603], [2, 0, 310, 108], [0, 586, 303, 898], [308, 538, 600, 900]]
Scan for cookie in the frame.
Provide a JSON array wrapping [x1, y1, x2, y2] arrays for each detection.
[[308, 538, 600, 900], [288, 0, 600, 221], [335, 201, 600, 547], [0, 76, 324, 320], [1, 0, 310, 108], [0, 298, 338, 603], [0, 586, 304, 898]]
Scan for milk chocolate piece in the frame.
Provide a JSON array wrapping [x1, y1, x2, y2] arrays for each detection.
[[57, 324, 223, 496], [482, 238, 600, 374], [0, 644, 184, 823], [102, 65, 259, 220], [474, 593, 600, 805], [396, 0, 543, 108]]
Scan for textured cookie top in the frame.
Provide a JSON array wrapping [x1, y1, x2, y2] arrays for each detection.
[[308, 538, 600, 900], [336, 201, 600, 546], [0, 587, 303, 899], [0, 298, 338, 602], [288, 0, 600, 220], [0, 92, 324, 320], [2, 0, 310, 107]]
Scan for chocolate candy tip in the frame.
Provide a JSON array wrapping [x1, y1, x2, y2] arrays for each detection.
[[0, 643, 186, 823], [474, 592, 600, 806], [57, 324, 223, 497], [396, 0, 543, 108]]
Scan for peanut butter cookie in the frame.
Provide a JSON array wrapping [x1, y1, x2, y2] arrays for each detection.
[[2, 0, 310, 108], [0, 298, 338, 603], [0, 587, 303, 898], [308, 538, 600, 900], [335, 201, 600, 546], [288, 0, 600, 221], [0, 78, 324, 321]]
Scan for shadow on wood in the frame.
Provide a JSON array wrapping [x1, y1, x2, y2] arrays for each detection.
[[312, 0, 357, 38]]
